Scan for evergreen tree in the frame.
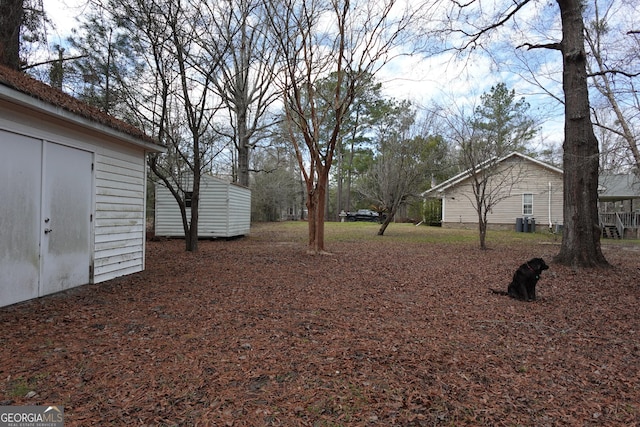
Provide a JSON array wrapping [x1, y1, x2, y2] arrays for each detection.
[[471, 82, 537, 159]]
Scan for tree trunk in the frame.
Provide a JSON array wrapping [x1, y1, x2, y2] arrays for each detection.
[[313, 168, 330, 253], [346, 141, 353, 212], [554, 0, 608, 268], [237, 105, 250, 187], [186, 173, 200, 252], [377, 207, 397, 236], [315, 182, 327, 252], [478, 210, 487, 250], [0, 0, 23, 70], [237, 138, 250, 187], [306, 182, 316, 251], [336, 143, 343, 217]]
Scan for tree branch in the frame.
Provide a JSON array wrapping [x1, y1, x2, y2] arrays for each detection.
[[517, 42, 562, 51], [21, 55, 88, 70], [587, 69, 640, 78], [460, 0, 533, 48]]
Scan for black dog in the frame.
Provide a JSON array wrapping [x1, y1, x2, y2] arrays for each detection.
[[491, 258, 549, 301]]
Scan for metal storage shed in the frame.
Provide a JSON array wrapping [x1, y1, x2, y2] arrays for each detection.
[[0, 66, 164, 308], [154, 175, 251, 238]]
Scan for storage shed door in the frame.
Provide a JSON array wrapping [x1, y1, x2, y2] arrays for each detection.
[[0, 132, 92, 306], [40, 141, 92, 295], [0, 131, 42, 305]]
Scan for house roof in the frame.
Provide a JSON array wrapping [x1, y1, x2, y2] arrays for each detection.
[[598, 173, 640, 201], [422, 152, 563, 198], [0, 65, 164, 153]]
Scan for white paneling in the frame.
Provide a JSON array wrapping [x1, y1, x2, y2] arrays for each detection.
[[155, 175, 251, 238], [93, 153, 146, 283], [0, 131, 42, 306]]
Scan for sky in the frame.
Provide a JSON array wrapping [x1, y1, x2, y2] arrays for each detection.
[[43, 0, 567, 150]]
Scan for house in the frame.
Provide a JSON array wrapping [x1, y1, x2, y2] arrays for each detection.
[[154, 175, 251, 238], [598, 173, 640, 239], [0, 66, 165, 308], [422, 152, 564, 231]]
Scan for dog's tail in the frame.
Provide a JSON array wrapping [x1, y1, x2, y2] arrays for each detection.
[[489, 288, 509, 296]]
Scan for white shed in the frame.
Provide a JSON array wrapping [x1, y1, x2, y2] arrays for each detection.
[[0, 66, 164, 308], [154, 175, 251, 238]]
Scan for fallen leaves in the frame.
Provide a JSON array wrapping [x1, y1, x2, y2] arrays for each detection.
[[1, 223, 639, 426]]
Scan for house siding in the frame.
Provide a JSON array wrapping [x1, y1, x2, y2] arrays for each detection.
[[440, 156, 563, 230]]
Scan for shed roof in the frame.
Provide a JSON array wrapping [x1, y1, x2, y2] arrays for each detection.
[[422, 152, 562, 198], [0, 65, 164, 153]]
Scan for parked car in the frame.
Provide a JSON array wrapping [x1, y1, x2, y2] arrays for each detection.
[[346, 209, 384, 222]]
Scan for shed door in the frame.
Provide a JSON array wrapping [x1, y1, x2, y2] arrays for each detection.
[[0, 132, 92, 307], [40, 141, 93, 296], [0, 131, 42, 306]]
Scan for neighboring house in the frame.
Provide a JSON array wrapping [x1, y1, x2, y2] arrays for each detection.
[[598, 173, 640, 239], [422, 152, 640, 238], [598, 173, 640, 208], [422, 152, 564, 231], [0, 66, 165, 308], [154, 174, 251, 238]]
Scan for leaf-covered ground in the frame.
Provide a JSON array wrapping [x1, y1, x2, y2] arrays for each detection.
[[1, 223, 639, 426]]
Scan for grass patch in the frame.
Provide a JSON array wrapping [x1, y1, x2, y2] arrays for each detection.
[[7, 377, 31, 398], [251, 221, 564, 246]]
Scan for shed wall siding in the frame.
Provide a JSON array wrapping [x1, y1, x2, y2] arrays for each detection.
[[441, 158, 563, 228], [155, 176, 251, 237], [199, 178, 233, 237], [94, 151, 147, 283], [228, 184, 252, 235], [154, 185, 185, 236]]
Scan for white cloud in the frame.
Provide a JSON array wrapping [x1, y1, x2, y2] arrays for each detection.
[[44, 0, 566, 147], [44, 0, 87, 45]]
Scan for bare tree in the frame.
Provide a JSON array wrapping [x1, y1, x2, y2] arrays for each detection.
[[432, 82, 537, 248], [99, 0, 227, 252], [440, 105, 527, 249], [585, 0, 640, 173], [439, 0, 609, 266], [196, 0, 281, 187], [461, 148, 528, 250], [357, 100, 443, 236], [264, 0, 420, 253]]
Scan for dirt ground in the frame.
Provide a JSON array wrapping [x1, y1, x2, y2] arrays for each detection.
[[1, 223, 639, 426]]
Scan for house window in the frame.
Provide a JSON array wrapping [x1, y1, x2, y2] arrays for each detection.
[[523, 193, 533, 216], [185, 191, 193, 208]]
